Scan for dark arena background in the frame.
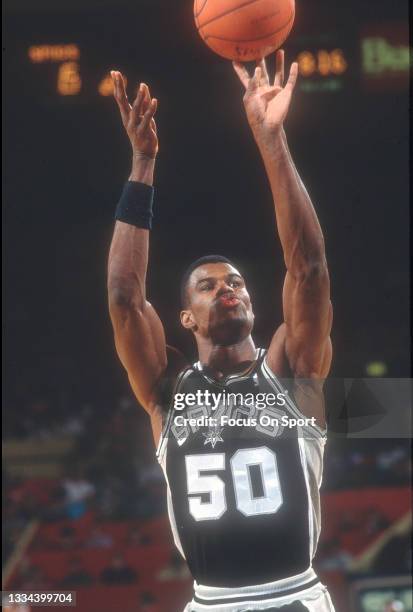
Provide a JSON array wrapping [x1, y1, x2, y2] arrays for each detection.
[[3, 0, 411, 611]]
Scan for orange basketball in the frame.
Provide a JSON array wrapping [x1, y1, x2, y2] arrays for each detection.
[[194, 0, 295, 62]]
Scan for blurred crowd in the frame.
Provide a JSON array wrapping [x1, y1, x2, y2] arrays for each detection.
[[3, 394, 166, 567], [323, 438, 411, 490]]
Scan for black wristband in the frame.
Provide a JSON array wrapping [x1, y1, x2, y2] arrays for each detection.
[[115, 181, 154, 229]]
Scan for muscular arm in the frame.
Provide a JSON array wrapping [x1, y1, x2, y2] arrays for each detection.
[[261, 129, 332, 379], [108, 74, 169, 418], [234, 52, 332, 411], [108, 159, 167, 412]]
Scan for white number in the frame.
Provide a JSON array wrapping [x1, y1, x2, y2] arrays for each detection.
[[185, 447, 282, 521], [185, 454, 226, 521], [231, 447, 282, 516]]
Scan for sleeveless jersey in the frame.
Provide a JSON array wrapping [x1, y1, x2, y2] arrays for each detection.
[[156, 349, 326, 590]]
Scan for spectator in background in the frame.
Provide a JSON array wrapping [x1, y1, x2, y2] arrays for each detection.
[[100, 553, 137, 585], [61, 467, 95, 520], [60, 557, 94, 588], [84, 527, 113, 549]]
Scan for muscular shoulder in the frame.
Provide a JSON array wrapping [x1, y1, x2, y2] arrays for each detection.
[[267, 322, 332, 380]]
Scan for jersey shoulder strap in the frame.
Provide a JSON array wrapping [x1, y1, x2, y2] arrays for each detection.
[[155, 364, 195, 462], [256, 347, 268, 368]]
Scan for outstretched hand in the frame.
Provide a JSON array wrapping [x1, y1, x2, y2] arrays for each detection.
[[111, 71, 159, 159], [233, 50, 298, 141]]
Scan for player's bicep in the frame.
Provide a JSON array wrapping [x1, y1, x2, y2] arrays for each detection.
[[282, 267, 333, 377], [110, 300, 167, 411]]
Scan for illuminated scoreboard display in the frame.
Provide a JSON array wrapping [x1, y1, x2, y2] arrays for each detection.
[[360, 22, 409, 91], [25, 21, 409, 102], [295, 46, 348, 93], [27, 44, 114, 97]]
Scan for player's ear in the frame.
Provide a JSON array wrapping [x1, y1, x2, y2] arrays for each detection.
[[180, 309, 197, 331]]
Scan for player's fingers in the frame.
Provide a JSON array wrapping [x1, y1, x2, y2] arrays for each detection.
[[111, 70, 122, 97], [138, 98, 158, 133], [141, 82, 152, 99], [284, 61, 298, 93], [232, 61, 250, 89], [136, 83, 151, 118], [132, 83, 145, 112], [249, 66, 261, 91], [129, 84, 145, 128], [149, 92, 158, 130], [257, 58, 269, 85], [111, 71, 130, 123], [117, 73, 130, 112], [274, 49, 285, 87], [140, 83, 152, 111]]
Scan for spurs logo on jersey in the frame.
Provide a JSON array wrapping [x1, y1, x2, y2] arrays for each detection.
[[157, 349, 326, 590], [202, 423, 224, 448]]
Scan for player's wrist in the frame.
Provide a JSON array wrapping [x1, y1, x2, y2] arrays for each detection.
[[254, 127, 285, 158], [115, 181, 154, 229], [129, 151, 156, 185]]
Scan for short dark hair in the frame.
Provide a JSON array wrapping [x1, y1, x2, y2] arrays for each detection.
[[180, 255, 236, 308]]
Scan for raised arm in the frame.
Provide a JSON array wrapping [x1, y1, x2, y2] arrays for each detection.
[[233, 51, 332, 385], [108, 72, 169, 424]]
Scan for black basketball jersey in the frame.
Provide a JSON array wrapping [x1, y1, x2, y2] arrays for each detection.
[[156, 349, 326, 589]]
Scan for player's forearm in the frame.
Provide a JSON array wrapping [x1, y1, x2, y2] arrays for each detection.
[[108, 157, 155, 312], [108, 223, 149, 312], [258, 130, 326, 278]]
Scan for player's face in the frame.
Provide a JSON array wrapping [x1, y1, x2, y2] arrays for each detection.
[[181, 263, 254, 345]]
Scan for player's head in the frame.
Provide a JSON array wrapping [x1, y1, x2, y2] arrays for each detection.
[[180, 255, 254, 346]]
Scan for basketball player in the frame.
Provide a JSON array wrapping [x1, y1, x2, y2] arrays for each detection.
[[108, 50, 334, 611]]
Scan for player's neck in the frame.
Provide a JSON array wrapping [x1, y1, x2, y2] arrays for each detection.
[[197, 335, 256, 378]]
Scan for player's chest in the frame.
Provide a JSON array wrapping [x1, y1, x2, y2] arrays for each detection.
[[168, 371, 295, 450]]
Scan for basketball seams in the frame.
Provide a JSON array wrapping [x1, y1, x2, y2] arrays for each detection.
[[203, 9, 294, 44], [194, 0, 209, 19], [197, 0, 266, 30]]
